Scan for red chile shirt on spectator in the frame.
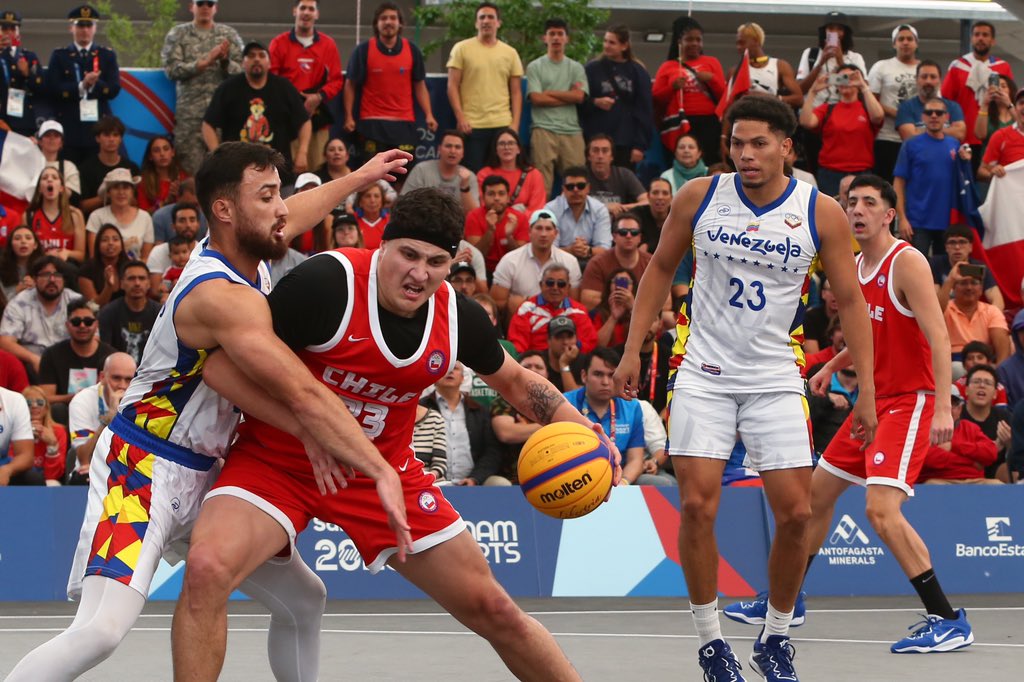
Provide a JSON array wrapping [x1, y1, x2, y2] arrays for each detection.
[[463, 205, 528, 272], [981, 124, 1024, 167], [942, 55, 1014, 146], [917, 418, 998, 481], [0, 204, 22, 248], [269, 29, 345, 105], [30, 209, 75, 253], [652, 55, 726, 118], [355, 211, 389, 250], [813, 100, 881, 172], [32, 422, 67, 482], [345, 37, 426, 139], [507, 294, 598, 355]]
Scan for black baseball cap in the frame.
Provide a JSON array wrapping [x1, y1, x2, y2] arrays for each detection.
[[548, 316, 576, 337]]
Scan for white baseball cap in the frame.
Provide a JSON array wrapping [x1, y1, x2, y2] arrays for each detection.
[[38, 120, 64, 137], [295, 172, 322, 190]]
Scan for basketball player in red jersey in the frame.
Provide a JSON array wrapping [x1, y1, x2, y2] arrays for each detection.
[[171, 187, 622, 681], [806, 174, 973, 652]]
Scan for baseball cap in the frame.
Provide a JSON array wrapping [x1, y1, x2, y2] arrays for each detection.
[[820, 11, 851, 33], [243, 41, 267, 57], [0, 10, 22, 26], [38, 120, 64, 138], [548, 315, 576, 337], [1014, 87, 1024, 103], [891, 24, 918, 43], [950, 384, 964, 403], [449, 261, 475, 278], [294, 172, 321, 190], [529, 209, 558, 228]]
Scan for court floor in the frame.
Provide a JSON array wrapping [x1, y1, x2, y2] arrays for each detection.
[[1, 594, 1020, 680]]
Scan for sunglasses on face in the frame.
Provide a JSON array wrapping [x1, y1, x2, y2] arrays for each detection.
[[69, 316, 96, 327], [544, 279, 568, 288], [195, 1, 216, 7], [26, 399, 47, 407], [616, 228, 641, 237], [563, 182, 588, 191], [923, 109, 947, 116]]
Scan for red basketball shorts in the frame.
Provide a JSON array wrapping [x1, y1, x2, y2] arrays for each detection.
[[209, 441, 465, 572], [818, 392, 934, 496]]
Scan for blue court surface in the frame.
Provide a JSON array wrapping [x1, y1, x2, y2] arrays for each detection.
[[1, 595, 1020, 680]]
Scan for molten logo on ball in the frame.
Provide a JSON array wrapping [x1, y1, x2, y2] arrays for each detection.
[[518, 422, 613, 519], [539, 473, 593, 504]]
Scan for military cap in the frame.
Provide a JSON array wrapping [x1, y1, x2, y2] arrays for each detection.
[[67, 4, 101, 23], [0, 9, 21, 26]]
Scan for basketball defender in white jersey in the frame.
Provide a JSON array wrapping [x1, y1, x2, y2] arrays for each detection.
[[616, 95, 877, 682]]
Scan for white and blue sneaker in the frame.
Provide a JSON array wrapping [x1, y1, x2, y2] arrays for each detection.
[[698, 639, 747, 681], [890, 608, 974, 653], [749, 629, 799, 681], [723, 591, 806, 627]]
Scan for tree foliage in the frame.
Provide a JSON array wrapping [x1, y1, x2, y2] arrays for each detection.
[[413, 0, 610, 65], [96, 0, 180, 68]]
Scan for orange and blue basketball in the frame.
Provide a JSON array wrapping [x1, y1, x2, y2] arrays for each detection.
[[518, 422, 613, 519]]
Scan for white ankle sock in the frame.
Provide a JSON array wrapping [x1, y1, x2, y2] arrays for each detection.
[[691, 600, 723, 646], [762, 601, 794, 642]]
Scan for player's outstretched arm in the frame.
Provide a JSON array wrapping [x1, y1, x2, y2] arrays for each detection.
[[481, 352, 623, 486], [177, 281, 413, 559], [282, 149, 412, 242], [895, 248, 954, 444], [614, 177, 708, 397], [815, 193, 877, 446]]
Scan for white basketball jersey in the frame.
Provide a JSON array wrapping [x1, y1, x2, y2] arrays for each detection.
[[672, 173, 820, 394], [749, 58, 779, 96], [114, 241, 272, 461]]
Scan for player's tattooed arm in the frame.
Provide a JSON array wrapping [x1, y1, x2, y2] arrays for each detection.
[[524, 380, 568, 425]]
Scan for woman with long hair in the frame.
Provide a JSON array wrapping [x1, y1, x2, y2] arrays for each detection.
[[137, 135, 188, 213], [591, 267, 637, 347], [23, 385, 68, 485], [77, 223, 128, 306], [25, 167, 86, 263], [84, 169, 154, 261], [652, 17, 725, 164], [476, 128, 546, 214], [976, 74, 1019, 148], [353, 184, 389, 249], [0, 226, 44, 302], [315, 137, 396, 210], [331, 212, 364, 249], [660, 134, 708, 194], [582, 26, 654, 168]]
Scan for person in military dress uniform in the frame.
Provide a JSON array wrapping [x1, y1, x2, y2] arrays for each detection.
[[0, 10, 46, 137], [45, 4, 120, 164]]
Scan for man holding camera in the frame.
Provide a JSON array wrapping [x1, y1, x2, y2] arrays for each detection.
[[931, 223, 1005, 312]]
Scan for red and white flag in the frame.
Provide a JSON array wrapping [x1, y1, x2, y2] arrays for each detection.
[[716, 50, 751, 120], [978, 158, 1024, 309]]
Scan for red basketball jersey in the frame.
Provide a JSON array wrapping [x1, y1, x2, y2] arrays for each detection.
[[237, 249, 458, 467], [361, 38, 415, 121], [857, 240, 935, 397], [31, 210, 74, 253]]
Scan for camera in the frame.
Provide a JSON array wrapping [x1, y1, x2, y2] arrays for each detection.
[[828, 72, 850, 87]]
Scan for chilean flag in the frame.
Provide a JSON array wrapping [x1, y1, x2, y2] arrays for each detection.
[[978, 159, 1024, 309], [0, 128, 45, 204], [716, 50, 752, 120]]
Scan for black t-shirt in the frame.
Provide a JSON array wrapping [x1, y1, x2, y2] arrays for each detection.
[[98, 297, 161, 365], [78, 259, 126, 301], [586, 166, 645, 205], [962, 405, 1012, 478], [267, 255, 505, 376], [803, 306, 835, 349], [632, 204, 664, 254], [38, 339, 116, 395], [204, 74, 310, 165], [79, 156, 142, 201]]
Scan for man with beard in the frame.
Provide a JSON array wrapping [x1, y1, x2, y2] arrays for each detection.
[[942, 20, 1015, 164], [343, 2, 436, 167], [202, 41, 310, 178], [614, 95, 876, 681], [38, 297, 114, 421], [147, 201, 201, 297], [0, 256, 79, 380], [97, 261, 160, 364], [401, 130, 479, 214], [5, 142, 410, 681], [895, 61, 966, 141]]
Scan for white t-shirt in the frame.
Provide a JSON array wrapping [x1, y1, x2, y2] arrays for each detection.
[[86, 207, 155, 261], [868, 57, 919, 143], [0, 386, 33, 456], [68, 382, 107, 450]]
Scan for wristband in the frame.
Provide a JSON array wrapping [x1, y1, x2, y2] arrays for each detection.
[[560, 366, 571, 373]]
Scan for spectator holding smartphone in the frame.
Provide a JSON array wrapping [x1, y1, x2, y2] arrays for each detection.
[[931, 223, 1005, 311]]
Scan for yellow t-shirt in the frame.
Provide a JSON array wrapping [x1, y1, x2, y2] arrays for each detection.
[[447, 37, 524, 129]]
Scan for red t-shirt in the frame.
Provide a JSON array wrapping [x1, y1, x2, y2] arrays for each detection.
[[942, 56, 1014, 145], [463, 206, 528, 271], [475, 167, 547, 214], [814, 100, 880, 172], [356, 213, 389, 250], [268, 29, 344, 100], [136, 171, 188, 213], [651, 55, 726, 118], [0, 204, 23, 248], [981, 125, 1024, 167]]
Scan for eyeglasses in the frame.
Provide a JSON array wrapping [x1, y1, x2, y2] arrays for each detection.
[[543, 279, 568, 288], [616, 228, 641, 237], [26, 399, 47, 407], [945, 239, 971, 246], [36, 271, 63, 281], [68, 316, 96, 327], [967, 378, 996, 387], [923, 109, 948, 116], [563, 182, 588, 191]]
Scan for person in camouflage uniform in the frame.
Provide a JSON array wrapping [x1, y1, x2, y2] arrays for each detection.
[[161, 0, 243, 175]]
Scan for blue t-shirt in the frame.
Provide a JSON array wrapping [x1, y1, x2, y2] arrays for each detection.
[[564, 388, 644, 453], [894, 97, 964, 132], [893, 134, 961, 232]]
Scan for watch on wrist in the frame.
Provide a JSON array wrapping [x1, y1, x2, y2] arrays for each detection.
[[560, 366, 571, 373]]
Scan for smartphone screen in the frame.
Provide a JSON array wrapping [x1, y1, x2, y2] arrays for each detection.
[[826, 31, 840, 48]]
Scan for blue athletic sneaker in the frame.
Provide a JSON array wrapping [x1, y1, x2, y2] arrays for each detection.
[[723, 591, 806, 627], [890, 608, 974, 653], [698, 639, 747, 682], [749, 629, 799, 681]]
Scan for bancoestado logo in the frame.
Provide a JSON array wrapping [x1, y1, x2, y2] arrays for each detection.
[[955, 517, 1024, 558], [818, 514, 886, 565], [310, 518, 521, 571]]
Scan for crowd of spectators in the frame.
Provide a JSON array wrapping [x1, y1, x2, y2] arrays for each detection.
[[0, 2, 1022, 489]]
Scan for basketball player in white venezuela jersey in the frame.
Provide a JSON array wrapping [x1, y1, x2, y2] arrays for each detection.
[[7, 144, 412, 682], [616, 95, 878, 682]]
